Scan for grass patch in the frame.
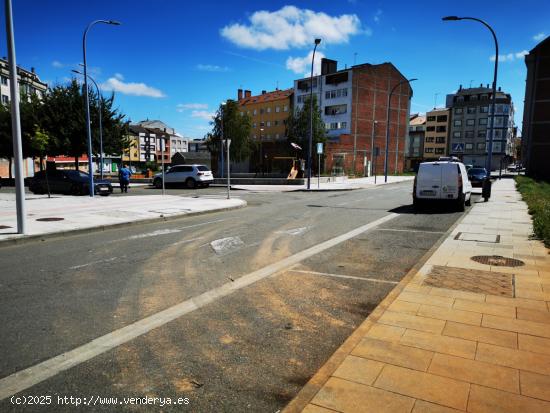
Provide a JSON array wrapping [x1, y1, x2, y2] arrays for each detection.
[[516, 176, 550, 246]]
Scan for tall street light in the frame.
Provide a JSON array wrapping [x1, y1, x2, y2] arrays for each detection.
[[82, 19, 120, 197], [384, 78, 417, 183], [443, 16, 498, 200], [307, 38, 321, 190], [72, 69, 104, 179], [221, 101, 231, 199], [4, 0, 26, 233]]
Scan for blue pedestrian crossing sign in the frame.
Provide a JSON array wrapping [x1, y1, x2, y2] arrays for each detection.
[[452, 143, 464, 153], [317, 143, 323, 154]]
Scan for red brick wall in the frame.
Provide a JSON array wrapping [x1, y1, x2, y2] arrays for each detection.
[[325, 63, 412, 176]]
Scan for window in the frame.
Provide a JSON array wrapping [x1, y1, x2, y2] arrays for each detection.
[[479, 118, 488, 125], [284, 105, 288, 112], [426, 126, 435, 132], [274, 120, 279, 126], [427, 116, 436, 122], [480, 94, 489, 100], [275, 134, 280, 139], [470, 95, 478, 101], [266, 121, 271, 127], [266, 107, 271, 113], [477, 143, 486, 150], [252, 122, 257, 128], [436, 137, 446, 143], [425, 137, 434, 143], [240, 112, 244, 117], [467, 107, 476, 114], [454, 120, 462, 127], [435, 148, 445, 154], [454, 108, 463, 114], [465, 143, 474, 150], [466, 119, 475, 126], [480, 106, 489, 113], [325, 104, 347, 115], [260, 108, 264, 115], [0, 76, 7, 85], [453, 131, 461, 138], [478, 131, 487, 138], [260, 121, 265, 127], [1, 95, 8, 104], [436, 125, 446, 133], [275, 106, 280, 113], [465, 131, 474, 139], [425, 148, 434, 153], [457, 96, 465, 102], [253, 109, 257, 115], [436, 115, 447, 122]]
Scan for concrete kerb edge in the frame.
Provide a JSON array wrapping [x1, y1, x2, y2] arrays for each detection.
[[0, 201, 247, 248], [282, 201, 473, 413]]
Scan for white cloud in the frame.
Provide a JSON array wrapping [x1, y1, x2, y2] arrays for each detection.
[[196, 64, 230, 72], [101, 76, 166, 98], [52, 60, 64, 68], [533, 32, 546, 41], [191, 110, 215, 121], [374, 9, 383, 23], [490, 50, 528, 62], [220, 6, 364, 50], [177, 103, 209, 112], [114, 73, 124, 80], [286, 50, 326, 77]]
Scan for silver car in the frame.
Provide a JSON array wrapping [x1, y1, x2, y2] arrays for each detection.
[[153, 164, 213, 189]]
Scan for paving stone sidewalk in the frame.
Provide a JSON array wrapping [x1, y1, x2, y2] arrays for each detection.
[[286, 177, 550, 413]]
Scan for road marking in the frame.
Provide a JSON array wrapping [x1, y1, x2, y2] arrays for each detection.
[[210, 236, 245, 254], [69, 256, 122, 270], [375, 228, 445, 234], [0, 213, 397, 401], [111, 219, 226, 242], [290, 269, 399, 285], [169, 236, 205, 247], [275, 226, 310, 236]]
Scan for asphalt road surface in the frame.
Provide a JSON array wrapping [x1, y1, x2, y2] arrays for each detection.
[[0, 182, 480, 412]]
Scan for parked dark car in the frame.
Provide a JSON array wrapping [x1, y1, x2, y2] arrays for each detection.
[[467, 167, 488, 187], [29, 170, 113, 196]]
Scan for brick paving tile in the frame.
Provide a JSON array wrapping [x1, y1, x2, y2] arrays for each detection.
[[351, 337, 434, 372], [373, 364, 470, 410], [467, 384, 550, 413], [516, 307, 550, 324], [417, 304, 482, 326], [518, 334, 550, 355], [302, 404, 339, 413], [428, 353, 519, 394], [411, 400, 465, 413], [520, 371, 550, 401], [400, 329, 477, 359], [404, 284, 433, 294], [310, 377, 415, 413], [482, 314, 550, 338], [428, 287, 485, 303], [365, 323, 406, 342], [378, 311, 446, 335], [388, 300, 422, 315], [332, 355, 385, 386], [398, 291, 455, 308], [442, 321, 517, 349], [476, 342, 550, 375], [453, 298, 516, 318], [485, 295, 548, 311]]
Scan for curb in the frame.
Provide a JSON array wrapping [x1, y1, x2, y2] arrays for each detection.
[[0, 201, 247, 248], [282, 200, 473, 413]]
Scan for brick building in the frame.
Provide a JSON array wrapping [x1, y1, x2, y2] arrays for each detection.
[[293, 60, 412, 175]]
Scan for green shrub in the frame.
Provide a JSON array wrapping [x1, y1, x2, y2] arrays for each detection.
[[516, 176, 550, 247]]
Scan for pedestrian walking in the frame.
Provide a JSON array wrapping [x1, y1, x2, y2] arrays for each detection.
[[118, 164, 132, 193]]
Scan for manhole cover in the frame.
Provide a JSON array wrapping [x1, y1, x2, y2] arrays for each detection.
[[471, 255, 524, 267], [36, 217, 65, 222], [0, 225, 12, 229], [423, 265, 515, 297]]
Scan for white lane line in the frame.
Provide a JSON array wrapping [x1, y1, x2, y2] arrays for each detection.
[[169, 236, 205, 247], [0, 213, 397, 401], [69, 256, 122, 270], [375, 228, 445, 234], [110, 219, 226, 242], [290, 269, 399, 284], [275, 226, 310, 236]]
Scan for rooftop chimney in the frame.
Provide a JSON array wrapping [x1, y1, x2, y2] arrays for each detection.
[[487, 84, 489, 88], [480, 83, 483, 87], [498, 86, 501, 92], [238, 89, 243, 100], [244, 90, 251, 98], [31, 67, 35, 73], [262, 90, 266, 95], [459, 84, 462, 91]]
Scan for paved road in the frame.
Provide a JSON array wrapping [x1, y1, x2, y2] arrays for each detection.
[[0, 182, 479, 412]]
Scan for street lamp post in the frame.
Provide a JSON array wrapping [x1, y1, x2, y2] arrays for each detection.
[[385, 78, 417, 183], [82, 19, 120, 197], [307, 38, 321, 190], [443, 16, 498, 200], [4, 0, 26, 233], [72, 69, 104, 179], [370, 120, 378, 176], [221, 101, 230, 199]]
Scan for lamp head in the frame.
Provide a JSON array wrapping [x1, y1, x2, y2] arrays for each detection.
[[314, 38, 321, 45], [442, 16, 460, 21], [71, 69, 82, 75], [108, 20, 121, 25], [409, 78, 418, 82]]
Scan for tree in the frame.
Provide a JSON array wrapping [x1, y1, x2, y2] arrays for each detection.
[[206, 100, 254, 163], [0, 103, 13, 178], [286, 95, 326, 159]]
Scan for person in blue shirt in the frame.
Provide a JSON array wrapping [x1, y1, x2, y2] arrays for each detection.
[[118, 164, 132, 193]]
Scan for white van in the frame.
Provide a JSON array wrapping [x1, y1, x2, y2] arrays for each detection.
[[413, 160, 472, 211]]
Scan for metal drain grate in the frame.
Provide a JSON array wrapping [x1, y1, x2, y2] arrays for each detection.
[[36, 217, 65, 222], [423, 265, 515, 297], [471, 255, 524, 267]]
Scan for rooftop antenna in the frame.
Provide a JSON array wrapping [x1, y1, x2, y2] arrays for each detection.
[[276, 80, 279, 90], [433, 92, 440, 109], [353, 52, 357, 65], [469, 79, 474, 88]]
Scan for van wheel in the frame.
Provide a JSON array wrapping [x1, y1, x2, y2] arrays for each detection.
[[465, 195, 471, 207], [457, 195, 466, 212], [185, 178, 196, 189], [413, 198, 421, 211]]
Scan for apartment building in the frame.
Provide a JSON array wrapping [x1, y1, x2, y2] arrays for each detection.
[[293, 58, 412, 174], [522, 35, 550, 178], [0, 57, 47, 105], [424, 108, 450, 159], [237, 88, 293, 173], [406, 114, 425, 171], [447, 85, 515, 169]]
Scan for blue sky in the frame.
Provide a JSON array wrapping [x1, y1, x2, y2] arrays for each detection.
[[1, 0, 548, 138]]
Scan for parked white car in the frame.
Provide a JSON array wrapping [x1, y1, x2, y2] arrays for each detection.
[[153, 164, 213, 189], [413, 160, 472, 211]]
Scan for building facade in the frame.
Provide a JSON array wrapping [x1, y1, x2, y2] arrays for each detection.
[[522, 36, 550, 178], [406, 114, 426, 171], [424, 108, 450, 160], [293, 59, 412, 175], [0, 57, 47, 105], [447, 85, 515, 169]]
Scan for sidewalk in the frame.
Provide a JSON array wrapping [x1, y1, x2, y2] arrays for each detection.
[[232, 175, 414, 192], [0, 193, 246, 243], [286, 178, 550, 413]]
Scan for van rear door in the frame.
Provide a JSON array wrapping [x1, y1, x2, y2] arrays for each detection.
[[441, 164, 459, 200], [417, 163, 442, 199]]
